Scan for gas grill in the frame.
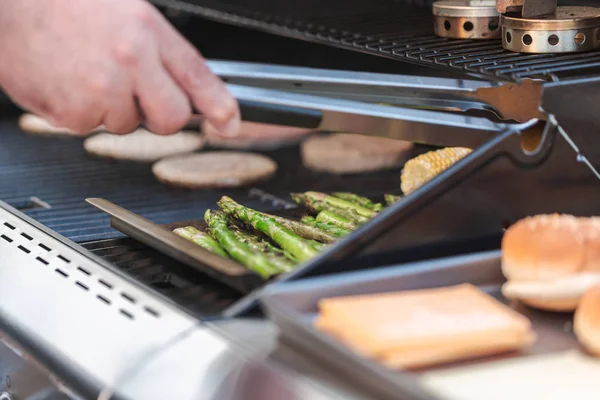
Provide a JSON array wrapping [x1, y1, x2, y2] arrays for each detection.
[[2, 1, 600, 399]]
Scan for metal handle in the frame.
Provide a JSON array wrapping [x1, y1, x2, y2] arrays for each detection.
[[208, 60, 544, 122], [238, 100, 322, 129]]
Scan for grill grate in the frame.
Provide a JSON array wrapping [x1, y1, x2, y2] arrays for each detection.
[[0, 116, 409, 317], [0, 119, 406, 243], [82, 238, 241, 316], [155, 0, 600, 81]]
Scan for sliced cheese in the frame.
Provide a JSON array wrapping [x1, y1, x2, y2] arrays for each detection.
[[315, 284, 535, 367]]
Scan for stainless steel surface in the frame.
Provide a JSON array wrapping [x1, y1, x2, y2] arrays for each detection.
[[208, 60, 544, 122], [106, 321, 352, 400], [225, 83, 527, 149], [0, 335, 77, 400], [497, 0, 558, 17], [260, 250, 582, 400], [501, 6, 600, 53], [0, 201, 365, 400], [85, 198, 260, 293]]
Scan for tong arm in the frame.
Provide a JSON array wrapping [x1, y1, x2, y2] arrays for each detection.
[[223, 83, 537, 149], [207, 60, 545, 122], [497, 0, 558, 17]]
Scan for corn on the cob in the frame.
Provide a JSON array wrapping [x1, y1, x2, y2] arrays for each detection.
[[400, 147, 472, 195]]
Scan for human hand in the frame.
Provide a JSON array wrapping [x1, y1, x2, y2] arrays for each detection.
[[0, 0, 240, 136]]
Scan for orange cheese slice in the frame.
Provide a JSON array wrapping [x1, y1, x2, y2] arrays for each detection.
[[315, 283, 535, 368]]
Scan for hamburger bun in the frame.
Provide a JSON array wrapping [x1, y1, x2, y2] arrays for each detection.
[[574, 285, 600, 356], [501, 214, 600, 311], [301, 134, 413, 174]]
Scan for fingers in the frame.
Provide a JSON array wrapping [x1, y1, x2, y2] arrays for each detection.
[[155, 18, 240, 137], [130, 51, 191, 135], [102, 95, 140, 134]]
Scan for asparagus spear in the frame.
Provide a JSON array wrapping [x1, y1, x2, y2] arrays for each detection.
[[314, 211, 357, 231], [204, 210, 279, 279], [230, 226, 296, 272], [230, 226, 283, 254], [292, 193, 369, 225], [309, 240, 326, 251], [258, 212, 336, 244], [303, 191, 378, 218], [173, 226, 229, 258], [384, 194, 403, 205], [173, 226, 202, 240], [218, 197, 320, 262], [301, 216, 352, 237], [332, 192, 383, 212]]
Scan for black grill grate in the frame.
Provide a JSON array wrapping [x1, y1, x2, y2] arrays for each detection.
[[155, 0, 600, 81], [83, 238, 240, 316], [0, 116, 409, 317], [0, 119, 406, 243]]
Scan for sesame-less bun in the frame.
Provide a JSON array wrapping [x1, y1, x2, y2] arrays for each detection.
[[501, 214, 600, 311], [574, 285, 600, 356]]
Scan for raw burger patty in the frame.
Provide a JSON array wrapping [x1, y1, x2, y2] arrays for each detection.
[[203, 120, 315, 150], [301, 134, 413, 174], [84, 129, 205, 162], [152, 152, 277, 189], [19, 113, 104, 136]]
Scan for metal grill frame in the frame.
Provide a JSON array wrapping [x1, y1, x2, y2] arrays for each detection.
[[152, 0, 600, 82]]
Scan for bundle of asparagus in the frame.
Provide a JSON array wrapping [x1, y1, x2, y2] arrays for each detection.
[[169, 146, 471, 278], [173, 190, 401, 279]]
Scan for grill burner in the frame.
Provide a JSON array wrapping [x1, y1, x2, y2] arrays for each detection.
[[433, 0, 501, 40], [153, 0, 600, 81], [501, 6, 600, 53]]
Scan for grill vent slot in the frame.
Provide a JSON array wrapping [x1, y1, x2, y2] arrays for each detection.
[[0, 218, 162, 321]]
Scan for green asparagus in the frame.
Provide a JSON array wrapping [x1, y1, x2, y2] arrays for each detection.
[[292, 193, 369, 225], [218, 197, 320, 262], [384, 194, 402, 205], [303, 191, 378, 218], [258, 212, 336, 244], [173, 226, 229, 258], [314, 211, 357, 231], [204, 210, 279, 279], [332, 192, 383, 212], [301, 216, 352, 237], [229, 226, 296, 272], [173, 226, 202, 240]]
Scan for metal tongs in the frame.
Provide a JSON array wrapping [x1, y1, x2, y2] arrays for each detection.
[[203, 60, 545, 149]]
